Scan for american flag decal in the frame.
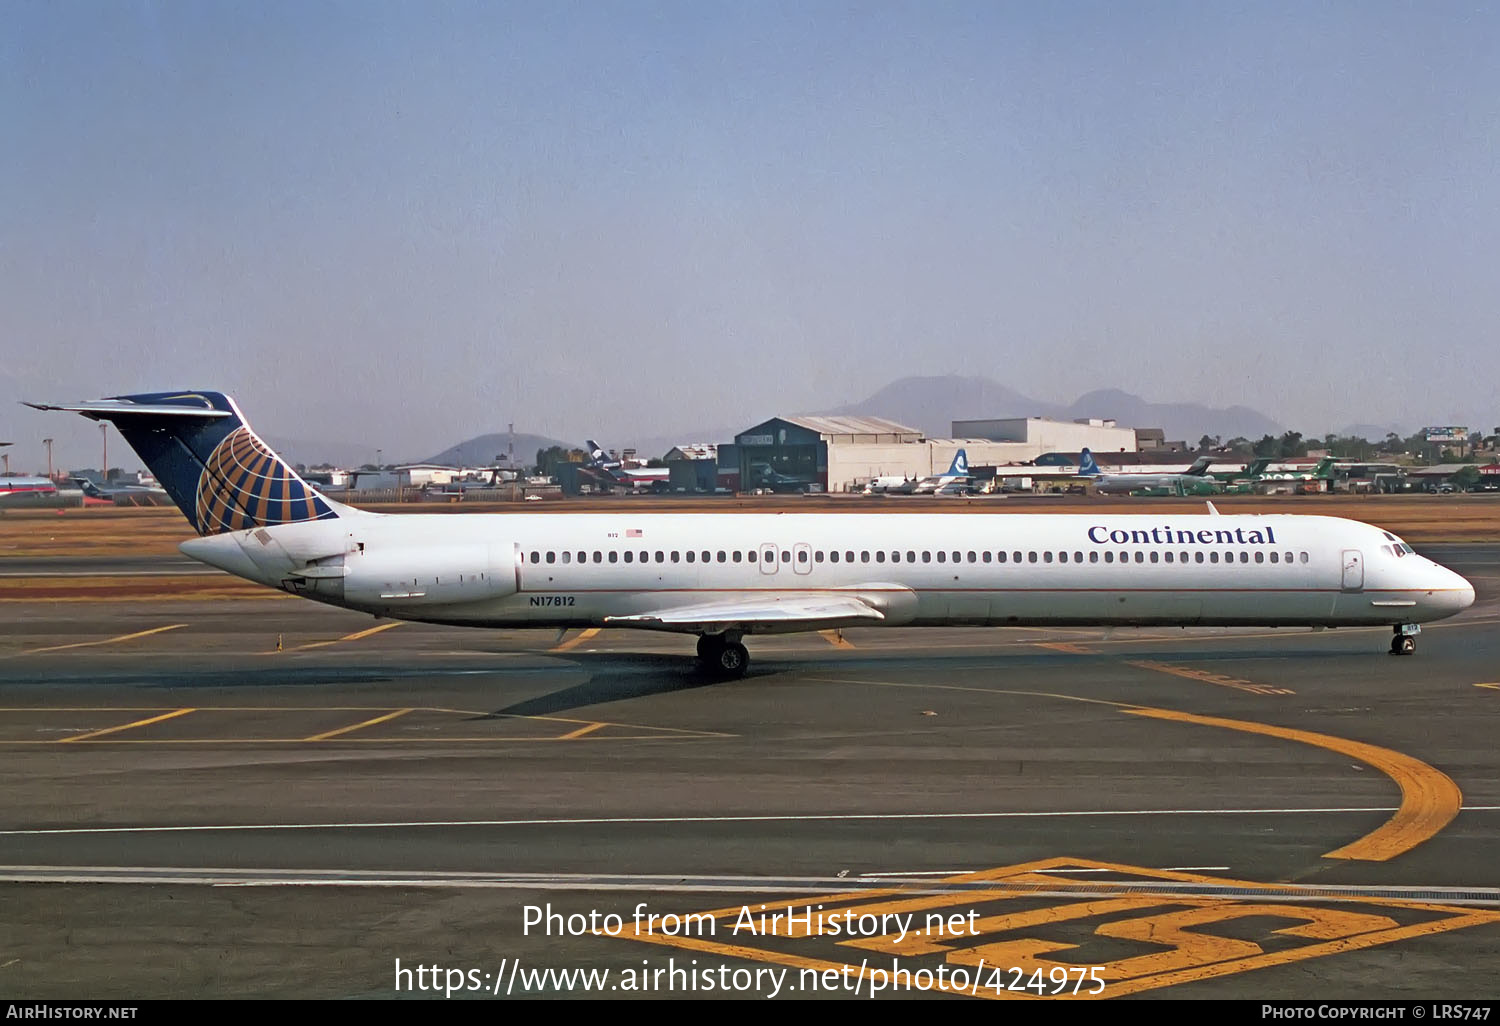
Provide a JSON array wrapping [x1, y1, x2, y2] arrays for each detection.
[[626, 528, 643, 537]]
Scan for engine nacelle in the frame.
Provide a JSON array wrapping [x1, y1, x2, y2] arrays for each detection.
[[343, 542, 515, 608]]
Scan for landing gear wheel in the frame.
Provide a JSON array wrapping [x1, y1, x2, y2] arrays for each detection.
[[715, 642, 749, 679], [1390, 635, 1416, 655]]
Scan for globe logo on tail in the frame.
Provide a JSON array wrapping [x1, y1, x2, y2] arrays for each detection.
[[193, 427, 334, 534]]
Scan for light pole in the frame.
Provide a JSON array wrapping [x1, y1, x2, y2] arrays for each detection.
[[1, 442, 10, 476], [43, 438, 54, 481], [100, 423, 107, 483], [376, 449, 383, 470]]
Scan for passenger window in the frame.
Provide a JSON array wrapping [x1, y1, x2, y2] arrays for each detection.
[[717, 551, 726, 563], [1269, 551, 1278, 563], [1058, 552, 1068, 563], [732, 551, 741, 562], [967, 552, 976, 563], [1149, 551, 1158, 563], [1164, 552, 1173, 563], [656, 551, 665, 563], [1074, 552, 1083, 562], [530, 551, 540, 564], [997, 551, 1007, 563], [1284, 551, 1292, 563], [922, 551, 932, 563], [782, 550, 791, 562], [1239, 552, 1249, 564], [982, 551, 992, 563], [1254, 551, 1264, 563], [907, 551, 916, 563], [685, 550, 695, 563], [593, 551, 602, 563], [1300, 552, 1309, 564], [1209, 552, 1219, 564], [860, 551, 870, 563], [1089, 551, 1099, 563], [876, 551, 886, 563], [624, 551, 633, 563], [888, 551, 899, 563], [1180, 551, 1188, 563], [1194, 552, 1204, 564], [830, 551, 840, 563], [1028, 551, 1038, 563], [1012, 551, 1022, 563], [747, 550, 756, 562], [561, 552, 570, 564], [937, 551, 946, 563], [1104, 552, 1114, 563], [1043, 551, 1053, 563], [545, 551, 556, 564], [845, 551, 854, 562], [952, 551, 961, 563], [798, 550, 808, 564], [702, 550, 711, 562], [609, 551, 619, 563], [1134, 552, 1144, 563], [671, 551, 680, 562], [815, 551, 824, 563]]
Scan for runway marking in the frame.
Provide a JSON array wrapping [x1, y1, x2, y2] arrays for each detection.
[[557, 721, 606, 740], [1126, 660, 1294, 696], [820, 630, 855, 649], [56, 707, 195, 743], [598, 856, 1500, 999], [21, 623, 188, 655], [0, 806, 1468, 836], [550, 628, 600, 652], [805, 676, 1459, 862], [1475, 683, 1500, 691], [1034, 642, 1095, 654], [285, 621, 404, 651], [1125, 708, 1461, 862], [303, 708, 413, 741]]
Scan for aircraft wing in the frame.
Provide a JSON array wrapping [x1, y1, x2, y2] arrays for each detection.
[[604, 593, 886, 633]]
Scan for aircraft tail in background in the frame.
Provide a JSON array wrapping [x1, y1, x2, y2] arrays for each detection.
[[26, 391, 343, 536], [1077, 448, 1102, 477]]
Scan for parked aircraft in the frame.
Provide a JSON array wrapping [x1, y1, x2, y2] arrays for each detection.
[[71, 475, 171, 506], [1078, 449, 1219, 496], [29, 392, 1475, 676], [905, 450, 973, 495], [585, 440, 670, 491]]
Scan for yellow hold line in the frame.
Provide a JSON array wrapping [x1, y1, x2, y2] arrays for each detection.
[[59, 707, 195, 743], [820, 630, 855, 649], [24, 623, 188, 655], [551, 628, 601, 652], [304, 708, 413, 741], [289, 621, 405, 651], [557, 722, 607, 740], [1125, 707, 1462, 862]]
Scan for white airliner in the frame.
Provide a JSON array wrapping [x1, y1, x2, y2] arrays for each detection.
[[28, 392, 1475, 677]]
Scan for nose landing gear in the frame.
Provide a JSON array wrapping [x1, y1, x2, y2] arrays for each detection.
[[1389, 624, 1419, 655], [697, 632, 749, 678]]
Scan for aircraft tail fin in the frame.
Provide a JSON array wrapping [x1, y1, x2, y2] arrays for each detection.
[[1077, 448, 1101, 477], [26, 391, 343, 536], [1186, 455, 1214, 476], [947, 449, 969, 476]]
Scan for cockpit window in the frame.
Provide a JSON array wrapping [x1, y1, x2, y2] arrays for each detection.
[[1399, 543, 1414, 554]]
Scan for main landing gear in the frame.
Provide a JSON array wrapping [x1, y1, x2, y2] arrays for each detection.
[[1389, 624, 1419, 656], [697, 632, 749, 679]]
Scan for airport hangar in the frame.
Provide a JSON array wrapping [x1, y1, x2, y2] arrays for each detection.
[[727, 414, 1150, 493]]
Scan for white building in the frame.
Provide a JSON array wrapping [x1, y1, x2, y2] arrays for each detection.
[[951, 417, 1139, 456]]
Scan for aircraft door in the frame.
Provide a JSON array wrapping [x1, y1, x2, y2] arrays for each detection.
[[759, 542, 778, 575], [793, 542, 812, 575], [1341, 549, 1364, 592]]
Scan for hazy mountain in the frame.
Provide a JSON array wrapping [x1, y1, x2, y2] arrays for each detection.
[[426, 431, 576, 468], [1064, 389, 1282, 443], [818, 375, 1283, 443]]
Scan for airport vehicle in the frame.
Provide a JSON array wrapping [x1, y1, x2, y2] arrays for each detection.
[[584, 440, 670, 491], [1078, 448, 1219, 496], [29, 391, 1476, 675]]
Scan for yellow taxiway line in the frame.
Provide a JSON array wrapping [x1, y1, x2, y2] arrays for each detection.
[[58, 707, 195, 743], [285, 621, 405, 652], [23, 623, 188, 655], [820, 630, 855, 649], [303, 708, 413, 741], [551, 628, 601, 652], [556, 721, 607, 740], [1124, 707, 1462, 862]]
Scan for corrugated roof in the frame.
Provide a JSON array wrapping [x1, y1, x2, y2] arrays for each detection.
[[781, 414, 922, 436]]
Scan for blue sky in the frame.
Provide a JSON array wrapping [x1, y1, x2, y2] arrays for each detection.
[[4, 2, 1498, 468]]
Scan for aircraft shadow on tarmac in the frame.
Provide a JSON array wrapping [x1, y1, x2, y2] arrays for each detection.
[[480, 651, 744, 719]]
